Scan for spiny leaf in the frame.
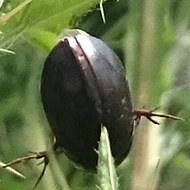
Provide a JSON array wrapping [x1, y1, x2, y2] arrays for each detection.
[[0, 0, 100, 52], [0, 0, 33, 24], [97, 126, 119, 190]]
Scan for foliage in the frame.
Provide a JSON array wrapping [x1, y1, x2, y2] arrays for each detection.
[[0, 0, 190, 190], [97, 127, 119, 190]]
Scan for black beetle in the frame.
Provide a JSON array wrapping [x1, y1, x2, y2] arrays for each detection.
[[2, 30, 182, 189], [41, 29, 134, 171]]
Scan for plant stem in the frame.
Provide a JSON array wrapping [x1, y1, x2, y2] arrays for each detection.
[[130, 0, 156, 189]]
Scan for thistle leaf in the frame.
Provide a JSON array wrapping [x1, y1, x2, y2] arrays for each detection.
[[97, 126, 119, 190]]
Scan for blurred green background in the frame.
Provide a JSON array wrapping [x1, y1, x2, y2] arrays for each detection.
[[0, 0, 190, 189]]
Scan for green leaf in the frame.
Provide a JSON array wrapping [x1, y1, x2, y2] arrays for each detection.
[[97, 126, 119, 190], [0, 0, 100, 52]]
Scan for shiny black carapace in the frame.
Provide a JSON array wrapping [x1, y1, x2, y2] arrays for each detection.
[[41, 29, 134, 171]]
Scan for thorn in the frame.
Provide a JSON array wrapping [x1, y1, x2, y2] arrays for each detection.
[[2, 140, 62, 188], [33, 157, 49, 189], [99, 0, 106, 23], [37, 160, 44, 166], [149, 112, 184, 121], [0, 161, 26, 179], [146, 116, 160, 125], [133, 107, 184, 125], [150, 106, 160, 112], [2, 151, 47, 169]]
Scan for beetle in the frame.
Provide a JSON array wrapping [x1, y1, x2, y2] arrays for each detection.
[[41, 29, 134, 171], [3, 29, 182, 188]]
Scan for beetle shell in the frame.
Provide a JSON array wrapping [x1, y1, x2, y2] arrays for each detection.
[[41, 30, 134, 171]]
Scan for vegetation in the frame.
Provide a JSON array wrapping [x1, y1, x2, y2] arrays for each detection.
[[0, 0, 190, 190]]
